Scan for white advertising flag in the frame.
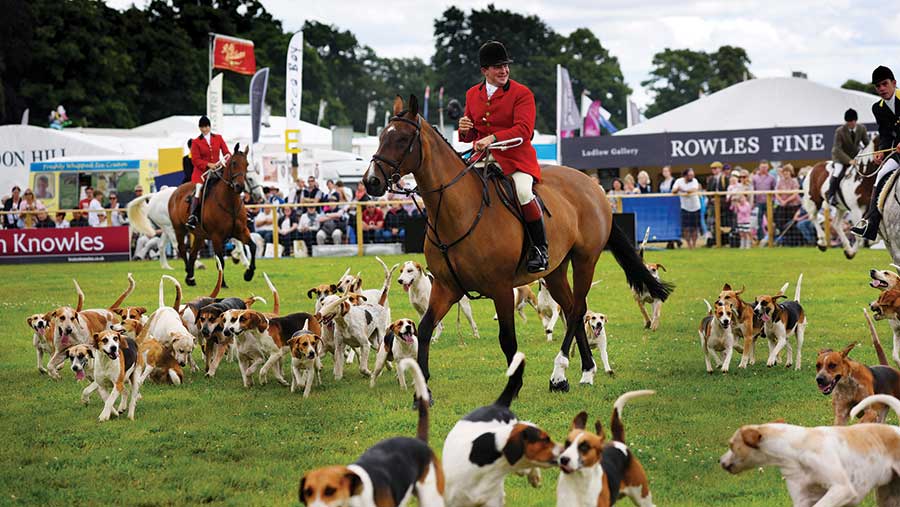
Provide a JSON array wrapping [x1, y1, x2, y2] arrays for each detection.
[[206, 73, 224, 133], [285, 31, 303, 132]]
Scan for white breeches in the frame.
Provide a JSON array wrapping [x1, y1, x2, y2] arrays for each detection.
[[193, 183, 202, 198], [510, 171, 535, 205], [876, 157, 900, 186], [828, 162, 844, 178]]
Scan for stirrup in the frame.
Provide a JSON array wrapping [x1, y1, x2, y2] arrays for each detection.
[[186, 215, 199, 230], [526, 247, 548, 273], [850, 219, 868, 237]]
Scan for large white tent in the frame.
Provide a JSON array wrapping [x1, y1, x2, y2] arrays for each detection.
[[617, 77, 878, 135]]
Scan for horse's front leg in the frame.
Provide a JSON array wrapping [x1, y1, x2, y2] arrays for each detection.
[[492, 288, 518, 366], [238, 227, 256, 282], [417, 279, 458, 385], [210, 237, 228, 288], [184, 232, 202, 287]]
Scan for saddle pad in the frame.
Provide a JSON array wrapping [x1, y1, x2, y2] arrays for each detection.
[[877, 167, 900, 212]]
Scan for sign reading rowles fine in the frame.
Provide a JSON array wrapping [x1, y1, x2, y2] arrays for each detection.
[[0, 226, 131, 264], [560, 124, 875, 169]]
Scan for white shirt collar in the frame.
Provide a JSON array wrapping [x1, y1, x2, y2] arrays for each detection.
[[203, 133, 211, 144], [486, 82, 498, 98], [887, 94, 896, 114]]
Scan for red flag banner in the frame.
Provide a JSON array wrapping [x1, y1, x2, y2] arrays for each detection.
[[212, 34, 256, 75]]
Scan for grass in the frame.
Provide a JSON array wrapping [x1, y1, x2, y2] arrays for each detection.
[[0, 247, 895, 506]]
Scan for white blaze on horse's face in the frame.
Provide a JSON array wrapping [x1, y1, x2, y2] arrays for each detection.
[[246, 170, 265, 203]]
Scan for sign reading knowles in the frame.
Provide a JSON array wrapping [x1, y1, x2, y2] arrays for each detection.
[[0, 226, 131, 264], [561, 124, 874, 169]]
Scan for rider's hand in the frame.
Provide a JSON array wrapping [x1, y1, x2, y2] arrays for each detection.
[[458, 116, 473, 134], [207, 162, 217, 169], [874, 151, 884, 164], [474, 135, 495, 152]]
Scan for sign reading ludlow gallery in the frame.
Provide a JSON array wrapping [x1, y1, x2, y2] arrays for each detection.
[[561, 124, 876, 169]]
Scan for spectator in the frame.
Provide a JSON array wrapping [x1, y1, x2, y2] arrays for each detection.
[[3, 186, 22, 229], [636, 171, 652, 194], [622, 174, 638, 194], [34, 209, 55, 228], [254, 209, 274, 254], [18, 189, 46, 228], [775, 164, 802, 244], [88, 190, 106, 227], [279, 206, 301, 256], [355, 181, 369, 203], [35, 175, 54, 199], [325, 179, 337, 200], [290, 178, 306, 203], [381, 199, 409, 243], [54, 212, 70, 229], [317, 194, 349, 246], [302, 177, 324, 206], [672, 168, 701, 249], [78, 186, 94, 211], [608, 178, 624, 210], [181, 139, 194, 184], [69, 211, 89, 227], [658, 165, 674, 193], [134, 185, 143, 198], [361, 202, 384, 244], [298, 206, 320, 256], [134, 230, 162, 260], [732, 194, 753, 249], [108, 192, 125, 226], [722, 163, 733, 182], [706, 161, 728, 240], [752, 160, 776, 241], [792, 206, 816, 246]]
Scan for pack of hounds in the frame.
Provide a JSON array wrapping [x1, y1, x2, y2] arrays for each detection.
[[24, 248, 900, 506]]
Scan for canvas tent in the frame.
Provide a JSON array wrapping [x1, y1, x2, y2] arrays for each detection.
[[562, 77, 881, 169]]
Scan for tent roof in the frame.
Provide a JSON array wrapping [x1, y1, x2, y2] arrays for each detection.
[[129, 115, 333, 146], [616, 77, 879, 135]]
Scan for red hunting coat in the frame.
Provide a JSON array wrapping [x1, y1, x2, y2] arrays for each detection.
[[190, 133, 231, 183], [459, 79, 541, 182]]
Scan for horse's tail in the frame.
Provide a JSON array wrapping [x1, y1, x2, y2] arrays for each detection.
[[126, 194, 156, 237], [607, 222, 674, 301]]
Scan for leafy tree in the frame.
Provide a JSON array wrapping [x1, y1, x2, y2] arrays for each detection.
[[841, 79, 875, 95], [708, 45, 752, 93]]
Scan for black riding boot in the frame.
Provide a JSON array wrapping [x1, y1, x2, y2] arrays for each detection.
[[851, 175, 889, 241], [186, 197, 200, 230], [825, 175, 841, 206], [525, 217, 549, 273]]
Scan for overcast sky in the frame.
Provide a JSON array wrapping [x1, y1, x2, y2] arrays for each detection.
[[108, 0, 897, 109]]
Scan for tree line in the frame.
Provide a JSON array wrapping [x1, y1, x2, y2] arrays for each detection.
[[3, 0, 863, 134]]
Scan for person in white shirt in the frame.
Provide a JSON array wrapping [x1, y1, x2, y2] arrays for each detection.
[[87, 190, 107, 227], [108, 192, 125, 226], [53, 212, 70, 229], [672, 168, 701, 249], [298, 206, 320, 257]]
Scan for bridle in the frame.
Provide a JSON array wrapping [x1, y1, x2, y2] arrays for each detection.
[[370, 114, 423, 188]]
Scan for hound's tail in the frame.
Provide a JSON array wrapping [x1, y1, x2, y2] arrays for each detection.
[[399, 359, 431, 442], [794, 273, 803, 303], [375, 256, 399, 307], [126, 194, 156, 237], [608, 222, 674, 301], [611, 390, 655, 443], [160, 275, 182, 310], [850, 394, 900, 420], [496, 352, 525, 408], [864, 308, 890, 366], [244, 295, 267, 307], [264, 273, 280, 315], [703, 299, 713, 314], [209, 257, 224, 298], [73, 279, 85, 312], [109, 273, 136, 310]]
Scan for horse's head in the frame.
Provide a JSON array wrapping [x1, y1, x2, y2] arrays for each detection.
[[857, 135, 880, 174], [364, 95, 422, 197], [225, 144, 263, 201]]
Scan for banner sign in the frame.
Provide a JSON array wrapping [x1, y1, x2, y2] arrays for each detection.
[[212, 34, 256, 75], [0, 226, 131, 264], [285, 32, 303, 132], [206, 73, 224, 134], [31, 159, 141, 172], [561, 124, 877, 169], [250, 68, 270, 144]]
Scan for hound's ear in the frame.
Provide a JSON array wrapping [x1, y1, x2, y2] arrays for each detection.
[[741, 427, 763, 448], [257, 314, 269, 333], [135, 307, 147, 315], [329, 284, 338, 293], [26, 315, 34, 325], [770, 418, 785, 424], [345, 470, 363, 496], [392, 95, 404, 116], [817, 348, 834, 355], [286, 335, 299, 347], [298, 475, 307, 504], [119, 335, 129, 349], [306, 288, 317, 300], [841, 342, 858, 357], [773, 294, 787, 301], [583, 314, 592, 324], [411, 321, 417, 336], [572, 411, 588, 430], [502, 429, 525, 465], [112, 308, 125, 317], [408, 94, 419, 117], [722, 283, 732, 291], [656, 264, 667, 272], [594, 420, 605, 439]]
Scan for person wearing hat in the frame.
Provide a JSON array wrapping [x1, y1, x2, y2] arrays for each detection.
[[827, 108, 868, 206], [187, 115, 231, 229], [852, 66, 900, 240], [458, 41, 547, 272]]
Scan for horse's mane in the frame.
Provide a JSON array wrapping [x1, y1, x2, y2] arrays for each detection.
[[857, 135, 879, 166], [396, 110, 465, 163]]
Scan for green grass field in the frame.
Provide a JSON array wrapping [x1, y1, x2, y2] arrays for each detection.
[[1, 247, 896, 506]]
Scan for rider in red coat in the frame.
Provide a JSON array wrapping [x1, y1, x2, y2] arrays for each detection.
[[187, 115, 231, 229], [458, 41, 547, 272]]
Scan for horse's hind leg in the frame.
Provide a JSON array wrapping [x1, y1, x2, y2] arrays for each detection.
[[211, 237, 228, 288], [185, 234, 202, 287], [569, 253, 599, 385]]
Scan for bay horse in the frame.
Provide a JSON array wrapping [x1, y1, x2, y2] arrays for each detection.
[[802, 136, 878, 258], [364, 96, 672, 394], [169, 145, 258, 287]]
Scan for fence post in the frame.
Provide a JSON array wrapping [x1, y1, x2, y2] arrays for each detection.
[[823, 205, 831, 249], [766, 193, 775, 248], [714, 193, 722, 248], [356, 201, 364, 257], [271, 205, 279, 259]]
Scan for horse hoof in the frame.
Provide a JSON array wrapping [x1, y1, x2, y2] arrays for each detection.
[[844, 250, 856, 260], [221, 281, 229, 289], [185, 277, 196, 287], [549, 379, 570, 393], [817, 244, 827, 252], [244, 270, 254, 282]]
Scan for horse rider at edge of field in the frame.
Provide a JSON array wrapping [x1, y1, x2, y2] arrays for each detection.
[[827, 108, 868, 206], [186, 115, 231, 230], [851, 65, 900, 240], [458, 40, 548, 273]]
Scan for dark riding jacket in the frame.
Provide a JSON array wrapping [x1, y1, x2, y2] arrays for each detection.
[[872, 90, 900, 157], [832, 124, 869, 165]]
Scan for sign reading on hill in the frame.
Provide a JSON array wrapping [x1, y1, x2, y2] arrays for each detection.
[[0, 226, 130, 264]]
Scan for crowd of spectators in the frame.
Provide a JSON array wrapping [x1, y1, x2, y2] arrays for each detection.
[[1, 184, 134, 230]]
